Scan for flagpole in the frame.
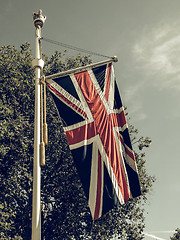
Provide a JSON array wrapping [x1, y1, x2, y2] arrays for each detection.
[[31, 10, 46, 240]]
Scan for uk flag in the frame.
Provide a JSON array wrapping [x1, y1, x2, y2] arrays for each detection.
[[46, 62, 141, 220]]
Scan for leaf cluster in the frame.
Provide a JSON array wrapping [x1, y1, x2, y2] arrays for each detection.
[[0, 43, 34, 239], [0, 43, 155, 240]]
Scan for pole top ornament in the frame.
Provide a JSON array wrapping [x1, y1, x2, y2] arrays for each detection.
[[33, 10, 46, 28], [112, 56, 118, 62]]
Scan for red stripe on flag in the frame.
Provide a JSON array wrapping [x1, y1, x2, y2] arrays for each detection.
[[125, 146, 136, 161], [110, 111, 127, 129], [46, 81, 88, 119], [75, 71, 130, 202], [65, 122, 97, 145], [117, 133, 136, 161]]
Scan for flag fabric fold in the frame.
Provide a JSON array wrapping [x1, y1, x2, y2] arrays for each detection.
[[46, 62, 141, 220]]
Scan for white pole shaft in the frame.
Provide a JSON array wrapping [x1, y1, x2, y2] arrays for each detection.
[[32, 26, 42, 240]]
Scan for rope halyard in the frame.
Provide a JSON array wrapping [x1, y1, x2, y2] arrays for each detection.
[[41, 37, 112, 59], [40, 75, 48, 166], [40, 77, 45, 166], [41, 75, 48, 146]]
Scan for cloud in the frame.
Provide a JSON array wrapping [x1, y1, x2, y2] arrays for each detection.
[[137, 112, 147, 121], [123, 81, 143, 102], [133, 21, 180, 91], [144, 232, 166, 240], [122, 80, 148, 121], [148, 231, 175, 233], [144, 231, 175, 240]]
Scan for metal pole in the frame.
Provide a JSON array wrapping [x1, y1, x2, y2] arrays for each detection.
[[32, 10, 46, 240]]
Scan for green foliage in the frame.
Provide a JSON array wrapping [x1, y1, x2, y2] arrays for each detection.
[[170, 228, 180, 240], [0, 43, 155, 239], [0, 43, 34, 239]]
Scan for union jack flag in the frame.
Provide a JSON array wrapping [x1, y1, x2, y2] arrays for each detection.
[[46, 62, 141, 220]]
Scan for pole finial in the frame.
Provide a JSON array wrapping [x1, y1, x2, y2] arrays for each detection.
[[33, 10, 46, 28], [112, 56, 118, 62]]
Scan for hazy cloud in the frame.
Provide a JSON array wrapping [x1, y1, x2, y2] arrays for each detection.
[[123, 81, 142, 102], [133, 21, 180, 91], [148, 231, 175, 233], [144, 232, 166, 240], [144, 231, 175, 240]]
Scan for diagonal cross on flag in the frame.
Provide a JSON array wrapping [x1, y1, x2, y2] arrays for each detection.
[[46, 62, 141, 220]]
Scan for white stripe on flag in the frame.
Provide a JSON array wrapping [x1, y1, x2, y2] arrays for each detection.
[[88, 142, 104, 219]]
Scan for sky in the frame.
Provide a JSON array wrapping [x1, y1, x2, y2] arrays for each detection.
[[1, 0, 180, 239]]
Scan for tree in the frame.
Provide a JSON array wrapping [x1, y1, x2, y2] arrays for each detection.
[[0, 43, 155, 240], [170, 228, 180, 240]]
